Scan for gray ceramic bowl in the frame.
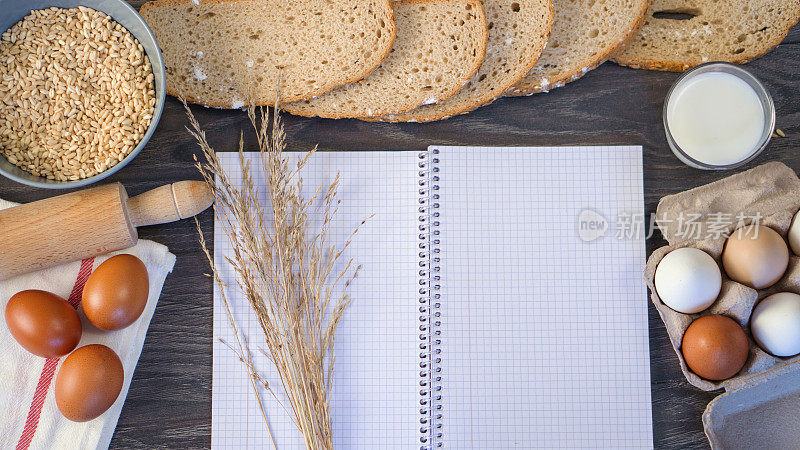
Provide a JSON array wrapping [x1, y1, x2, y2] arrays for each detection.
[[0, 0, 166, 189]]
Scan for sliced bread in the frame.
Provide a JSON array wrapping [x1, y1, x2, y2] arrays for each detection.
[[140, 0, 396, 108], [506, 0, 649, 95], [612, 0, 800, 71], [284, 0, 488, 119], [372, 0, 554, 122]]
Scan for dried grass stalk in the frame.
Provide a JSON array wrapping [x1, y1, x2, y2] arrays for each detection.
[[184, 97, 364, 449]]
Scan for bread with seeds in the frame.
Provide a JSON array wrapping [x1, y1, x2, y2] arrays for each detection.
[[284, 0, 488, 119], [371, 0, 554, 122], [612, 0, 800, 71], [140, 0, 396, 108], [507, 0, 649, 95]]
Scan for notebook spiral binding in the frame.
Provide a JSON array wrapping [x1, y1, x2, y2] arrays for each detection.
[[417, 148, 442, 449]]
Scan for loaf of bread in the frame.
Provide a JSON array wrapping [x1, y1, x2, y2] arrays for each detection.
[[372, 0, 554, 122], [285, 0, 488, 119], [140, 0, 396, 107], [506, 0, 648, 95], [612, 0, 800, 71]]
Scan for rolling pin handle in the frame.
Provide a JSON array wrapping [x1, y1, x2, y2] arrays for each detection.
[[126, 181, 214, 228]]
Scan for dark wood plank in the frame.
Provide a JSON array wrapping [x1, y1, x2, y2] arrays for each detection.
[[0, 2, 798, 447]]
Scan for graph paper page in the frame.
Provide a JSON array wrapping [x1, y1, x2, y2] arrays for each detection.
[[434, 146, 652, 448], [212, 152, 421, 449]]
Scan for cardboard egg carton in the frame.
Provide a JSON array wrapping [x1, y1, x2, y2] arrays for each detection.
[[645, 161, 800, 390], [645, 162, 800, 448]]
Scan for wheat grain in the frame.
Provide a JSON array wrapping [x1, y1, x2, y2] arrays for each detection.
[[0, 6, 156, 180]]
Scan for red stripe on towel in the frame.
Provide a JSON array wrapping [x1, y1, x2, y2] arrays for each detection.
[[16, 258, 95, 450]]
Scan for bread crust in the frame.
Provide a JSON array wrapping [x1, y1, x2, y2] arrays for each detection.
[[505, 0, 651, 96], [366, 0, 555, 123], [612, 42, 786, 72], [610, 1, 800, 72], [140, 0, 396, 108], [283, 0, 488, 119]]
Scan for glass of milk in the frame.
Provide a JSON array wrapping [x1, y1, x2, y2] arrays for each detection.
[[664, 62, 775, 170]]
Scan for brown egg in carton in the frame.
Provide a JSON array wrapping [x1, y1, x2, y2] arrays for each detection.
[[645, 161, 800, 391]]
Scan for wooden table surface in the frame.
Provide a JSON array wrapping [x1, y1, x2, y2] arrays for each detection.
[[1, 2, 798, 447]]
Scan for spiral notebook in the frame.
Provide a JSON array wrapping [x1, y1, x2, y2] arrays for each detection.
[[212, 146, 652, 449]]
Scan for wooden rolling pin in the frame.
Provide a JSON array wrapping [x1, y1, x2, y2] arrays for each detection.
[[0, 181, 214, 281]]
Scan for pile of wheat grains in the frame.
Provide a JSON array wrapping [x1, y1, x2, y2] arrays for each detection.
[[0, 6, 156, 181]]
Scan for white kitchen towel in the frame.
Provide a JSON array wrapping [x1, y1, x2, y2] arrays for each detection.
[[0, 198, 176, 450]]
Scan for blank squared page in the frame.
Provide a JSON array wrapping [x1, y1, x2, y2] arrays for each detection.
[[212, 151, 422, 449], [433, 146, 652, 448]]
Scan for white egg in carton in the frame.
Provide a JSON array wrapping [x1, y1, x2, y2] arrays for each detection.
[[645, 162, 800, 448]]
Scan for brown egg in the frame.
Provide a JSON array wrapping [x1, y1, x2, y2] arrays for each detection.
[[55, 344, 124, 422], [682, 315, 749, 381], [722, 225, 789, 289], [4, 290, 82, 358], [82, 254, 149, 331]]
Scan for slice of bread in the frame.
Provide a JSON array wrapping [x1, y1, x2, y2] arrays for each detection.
[[612, 0, 800, 71], [506, 0, 649, 95], [371, 0, 554, 122], [140, 0, 396, 108], [284, 0, 488, 119]]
